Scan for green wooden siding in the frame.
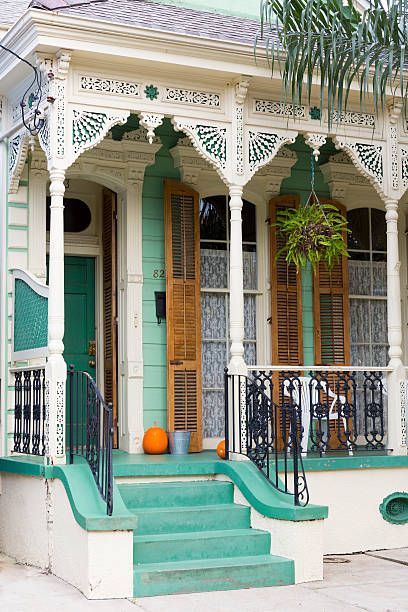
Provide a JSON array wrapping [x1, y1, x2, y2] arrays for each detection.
[[280, 136, 334, 366], [142, 120, 180, 430]]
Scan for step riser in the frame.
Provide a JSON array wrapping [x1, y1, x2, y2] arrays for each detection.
[[133, 532, 271, 564], [119, 481, 233, 509], [133, 505, 251, 535], [133, 560, 295, 597]]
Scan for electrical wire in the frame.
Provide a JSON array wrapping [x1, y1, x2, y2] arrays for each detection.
[[0, 43, 45, 136]]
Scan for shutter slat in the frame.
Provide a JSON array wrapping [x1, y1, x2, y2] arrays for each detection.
[[313, 199, 350, 367], [165, 180, 202, 452], [102, 188, 118, 447], [270, 195, 303, 366]]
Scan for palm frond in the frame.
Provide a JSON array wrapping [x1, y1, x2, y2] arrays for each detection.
[[259, 0, 408, 125]]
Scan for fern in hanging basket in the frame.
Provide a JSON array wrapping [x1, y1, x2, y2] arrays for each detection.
[[275, 195, 349, 271]]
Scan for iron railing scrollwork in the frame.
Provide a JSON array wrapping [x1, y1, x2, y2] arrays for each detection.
[[224, 370, 310, 507], [68, 366, 114, 516], [246, 367, 387, 456], [12, 367, 46, 456]]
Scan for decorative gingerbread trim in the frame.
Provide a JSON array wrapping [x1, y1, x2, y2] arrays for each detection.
[[8, 131, 29, 194], [248, 130, 297, 175]]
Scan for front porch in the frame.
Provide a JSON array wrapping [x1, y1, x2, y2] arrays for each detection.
[[2, 23, 408, 599]]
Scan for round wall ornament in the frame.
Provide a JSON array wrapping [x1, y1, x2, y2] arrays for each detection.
[[379, 492, 408, 525]]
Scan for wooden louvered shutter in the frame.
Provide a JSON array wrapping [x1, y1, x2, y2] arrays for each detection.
[[269, 195, 303, 366], [313, 199, 350, 366], [102, 188, 118, 447], [164, 180, 202, 452]]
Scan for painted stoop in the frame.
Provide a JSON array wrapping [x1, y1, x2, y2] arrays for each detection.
[[118, 480, 295, 597]]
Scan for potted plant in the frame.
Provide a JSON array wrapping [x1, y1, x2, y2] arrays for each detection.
[[275, 191, 349, 271]]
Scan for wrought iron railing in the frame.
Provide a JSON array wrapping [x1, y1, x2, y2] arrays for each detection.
[[68, 366, 114, 516], [12, 366, 46, 456], [224, 370, 309, 506], [247, 366, 390, 455]]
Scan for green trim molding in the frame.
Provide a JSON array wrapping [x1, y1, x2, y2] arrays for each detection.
[[379, 492, 408, 525]]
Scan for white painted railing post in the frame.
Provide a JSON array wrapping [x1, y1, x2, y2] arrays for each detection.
[[228, 184, 246, 376], [45, 167, 66, 464], [385, 198, 407, 455], [228, 184, 247, 458]]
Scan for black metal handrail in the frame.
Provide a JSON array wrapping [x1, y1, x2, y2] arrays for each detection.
[[68, 366, 114, 516], [12, 366, 46, 456], [224, 370, 309, 506]]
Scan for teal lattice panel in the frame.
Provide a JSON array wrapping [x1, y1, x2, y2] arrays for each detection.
[[14, 278, 48, 353]]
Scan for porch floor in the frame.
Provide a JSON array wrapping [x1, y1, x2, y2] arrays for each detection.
[[111, 449, 408, 478]]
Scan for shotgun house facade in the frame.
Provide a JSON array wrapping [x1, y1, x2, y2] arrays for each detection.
[[0, 0, 408, 600]]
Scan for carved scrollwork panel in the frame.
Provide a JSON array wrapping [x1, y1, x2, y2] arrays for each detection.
[[248, 130, 297, 175], [69, 108, 130, 166], [334, 138, 384, 197], [172, 118, 228, 179], [8, 131, 29, 194]]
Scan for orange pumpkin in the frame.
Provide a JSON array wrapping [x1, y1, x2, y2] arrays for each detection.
[[216, 439, 226, 459], [143, 427, 168, 454]]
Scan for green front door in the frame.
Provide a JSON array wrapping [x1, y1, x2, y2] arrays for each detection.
[[64, 256, 96, 376]]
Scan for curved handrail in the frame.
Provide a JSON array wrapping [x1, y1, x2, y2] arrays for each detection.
[[224, 370, 309, 507], [67, 366, 114, 516]]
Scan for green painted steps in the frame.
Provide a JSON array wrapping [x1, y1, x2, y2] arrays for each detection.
[[133, 555, 295, 597], [129, 503, 251, 534], [120, 480, 233, 508], [133, 528, 271, 563], [118, 480, 295, 596]]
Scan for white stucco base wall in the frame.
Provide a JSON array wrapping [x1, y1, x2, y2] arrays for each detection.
[[307, 467, 408, 554], [51, 479, 133, 599], [0, 474, 133, 599], [0, 473, 49, 569], [233, 488, 324, 583]]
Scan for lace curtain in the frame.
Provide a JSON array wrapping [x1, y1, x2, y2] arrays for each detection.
[[201, 246, 257, 437], [348, 259, 388, 437], [348, 260, 387, 366]]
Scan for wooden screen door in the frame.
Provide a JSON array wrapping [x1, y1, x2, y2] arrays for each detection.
[[102, 188, 119, 447], [164, 180, 202, 452]]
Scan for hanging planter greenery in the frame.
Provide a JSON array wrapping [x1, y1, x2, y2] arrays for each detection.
[[276, 192, 349, 271]]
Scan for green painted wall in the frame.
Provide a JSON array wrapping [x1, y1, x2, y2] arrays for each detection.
[[280, 136, 334, 366], [141, 120, 180, 430], [148, 0, 261, 19]]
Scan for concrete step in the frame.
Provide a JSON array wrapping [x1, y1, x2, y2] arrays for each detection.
[[131, 503, 251, 535], [119, 480, 233, 509], [133, 554, 295, 597], [133, 528, 271, 564]]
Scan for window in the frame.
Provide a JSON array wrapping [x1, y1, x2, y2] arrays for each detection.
[[200, 196, 257, 438], [347, 208, 387, 366], [46, 197, 91, 233]]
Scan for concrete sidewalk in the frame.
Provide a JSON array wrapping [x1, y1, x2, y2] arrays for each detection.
[[0, 550, 407, 612]]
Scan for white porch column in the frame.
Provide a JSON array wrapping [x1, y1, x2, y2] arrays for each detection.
[[45, 167, 66, 464], [228, 185, 246, 375], [120, 178, 144, 453], [385, 198, 407, 455], [28, 151, 47, 281]]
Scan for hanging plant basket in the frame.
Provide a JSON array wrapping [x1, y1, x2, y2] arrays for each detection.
[[275, 192, 349, 271]]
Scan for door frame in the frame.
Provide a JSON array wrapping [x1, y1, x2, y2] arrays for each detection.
[[47, 237, 105, 399]]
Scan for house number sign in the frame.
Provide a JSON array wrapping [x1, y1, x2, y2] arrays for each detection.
[[152, 269, 165, 279]]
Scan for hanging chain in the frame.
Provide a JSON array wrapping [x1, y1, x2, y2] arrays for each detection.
[[310, 151, 315, 193]]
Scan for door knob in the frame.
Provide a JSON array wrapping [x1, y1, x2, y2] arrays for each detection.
[[89, 359, 96, 368]]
